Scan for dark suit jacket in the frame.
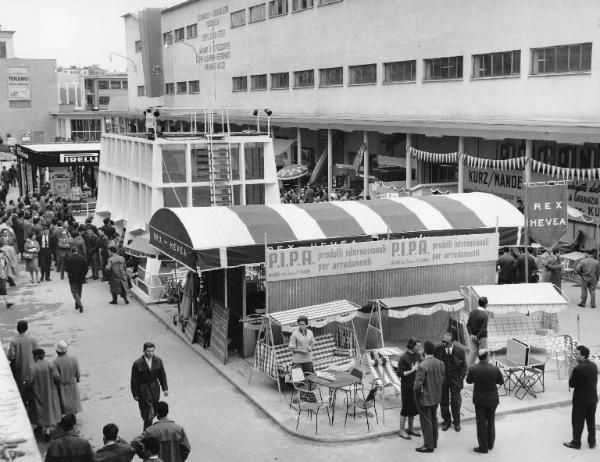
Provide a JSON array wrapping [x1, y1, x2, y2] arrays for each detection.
[[93, 439, 135, 462], [434, 343, 467, 391], [45, 429, 94, 462], [414, 355, 445, 406], [467, 309, 488, 340], [65, 253, 88, 284], [466, 360, 505, 407], [131, 356, 168, 403], [569, 359, 598, 405], [497, 253, 516, 282]]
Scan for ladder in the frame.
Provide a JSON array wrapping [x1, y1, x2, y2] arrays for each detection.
[[208, 138, 234, 206]]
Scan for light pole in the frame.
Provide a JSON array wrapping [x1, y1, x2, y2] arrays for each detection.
[[108, 52, 137, 72]]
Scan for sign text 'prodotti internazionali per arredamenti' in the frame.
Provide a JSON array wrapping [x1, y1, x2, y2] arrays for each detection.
[[266, 233, 499, 282]]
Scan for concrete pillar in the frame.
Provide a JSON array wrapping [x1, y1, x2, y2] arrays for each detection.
[[327, 129, 333, 200], [458, 136, 465, 193], [525, 139, 532, 184], [297, 127, 302, 189], [405, 134, 412, 190], [363, 131, 369, 200]]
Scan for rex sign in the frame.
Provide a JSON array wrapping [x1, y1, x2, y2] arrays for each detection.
[[525, 184, 568, 249], [265, 233, 499, 282]]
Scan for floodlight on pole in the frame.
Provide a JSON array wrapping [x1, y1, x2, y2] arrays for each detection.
[[108, 52, 137, 72]]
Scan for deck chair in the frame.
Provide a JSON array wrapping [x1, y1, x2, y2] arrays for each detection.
[[366, 352, 402, 424]]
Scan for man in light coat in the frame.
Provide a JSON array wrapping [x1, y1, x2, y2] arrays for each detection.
[[576, 252, 600, 308], [413, 340, 446, 453], [106, 245, 129, 305], [27, 348, 61, 439], [7, 320, 38, 396], [52, 340, 83, 415]]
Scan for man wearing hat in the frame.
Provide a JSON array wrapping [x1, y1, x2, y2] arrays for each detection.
[[52, 340, 83, 415], [106, 245, 129, 305], [65, 247, 88, 313], [7, 320, 38, 396]]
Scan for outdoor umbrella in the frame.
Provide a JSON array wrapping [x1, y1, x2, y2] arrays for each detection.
[[277, 164, 308, 180]]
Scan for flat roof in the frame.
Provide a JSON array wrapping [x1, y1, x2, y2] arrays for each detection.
[[17, 143, 100, 153]]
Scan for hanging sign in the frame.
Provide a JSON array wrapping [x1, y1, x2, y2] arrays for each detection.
[[525, 184, 568, 249]]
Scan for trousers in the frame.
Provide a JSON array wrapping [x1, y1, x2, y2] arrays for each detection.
[[138, 397, 159, 430], [416, 402, 438, 450], [475, 405, 497, 451], [468, 337, 488, 367], [580, 279, 597, 307], [69, 282, 83, 309], [572, 403, 597, 445], [440, 384, 462, 425]]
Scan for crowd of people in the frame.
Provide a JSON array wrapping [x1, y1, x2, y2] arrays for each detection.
[[280, 184, 357, 204]]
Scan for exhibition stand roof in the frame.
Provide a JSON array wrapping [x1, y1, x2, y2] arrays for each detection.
[[267, 300, 361, 332], [149, 192, 523, 270], [467, 283, 569, 314], [15, 143, 100, 167]]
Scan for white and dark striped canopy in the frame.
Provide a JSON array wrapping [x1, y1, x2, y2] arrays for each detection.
[[149, 192, 523, 270]]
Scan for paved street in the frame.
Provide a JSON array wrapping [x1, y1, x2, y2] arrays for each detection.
[[0, 265, 597, 461]]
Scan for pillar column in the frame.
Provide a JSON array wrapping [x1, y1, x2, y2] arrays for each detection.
[[327, 129, 333, 200], [458, 136, 465, 193], [525, 139, 532, 184], [297, 127, 302, 189], [405, 134, 412, 190], [363, 131, 369, 200]]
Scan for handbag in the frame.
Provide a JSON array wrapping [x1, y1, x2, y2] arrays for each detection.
[[22, 252, 34, 261]]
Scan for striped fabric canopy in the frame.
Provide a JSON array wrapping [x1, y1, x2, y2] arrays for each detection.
[[149, 192, 523, 270], [268, 300, 360, 331]]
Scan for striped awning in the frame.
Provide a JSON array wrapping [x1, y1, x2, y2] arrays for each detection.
[[148, 192, 523, 270], [268, 300, 360, 332]]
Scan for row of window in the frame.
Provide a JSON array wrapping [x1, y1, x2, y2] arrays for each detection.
[[231, 43, 592, 91], [231, 0, 341, 27], [97, 80, 128, 90], [135, 24, 199, 51], [136, 80, 200, 97]]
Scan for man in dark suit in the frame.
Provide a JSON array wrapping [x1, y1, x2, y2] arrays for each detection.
[[131, 342, 169, 430], [435, 332, 467, 432], [466, 349, 505, 454], [37, 225, 54, 281], [65, 247, 88, 313], [516, 249, 538, 283], [496, 248, 516, 284], [563, 344, 598, 449], [413, 340, 446, 453], [467, 297, 489, 366], [94, 423, 135, 462]]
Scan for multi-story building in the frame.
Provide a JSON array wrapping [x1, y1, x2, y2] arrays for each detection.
[[0, 27, 58, 143], [122, 2, 598, 201]]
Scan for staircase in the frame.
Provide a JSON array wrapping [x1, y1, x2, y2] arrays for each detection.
[[208, 141, 234, 206]]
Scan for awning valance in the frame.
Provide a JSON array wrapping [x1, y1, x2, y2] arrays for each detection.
[[267, 300, 360, 332], [467, 283, 569, 314], [362, 291, 464, 319], [15, 143, 100, 167], [148, 192, 523, 270]]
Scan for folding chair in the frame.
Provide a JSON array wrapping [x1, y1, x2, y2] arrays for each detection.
[[367, 352, 401, 424], [296, 389, 332, 434], [344, 386, 380, 431]]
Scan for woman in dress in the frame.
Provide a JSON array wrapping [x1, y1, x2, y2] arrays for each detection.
[[24, 232, 40, 283], [396, 337, 424, 439]]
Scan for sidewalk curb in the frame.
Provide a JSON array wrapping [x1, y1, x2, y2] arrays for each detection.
[[137, 296, 572, 443]]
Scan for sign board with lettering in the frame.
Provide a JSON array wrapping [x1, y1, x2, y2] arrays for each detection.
[[266, 233, 499, 282], [525, 184, 568, 249], [8, 68, 31, 100], [59, 153, 99, 165], [210, 300, 229, 364], [197, 5, 231, 71], [149, 227, 196, 269]]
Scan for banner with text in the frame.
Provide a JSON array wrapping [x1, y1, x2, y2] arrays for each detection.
[[526, 184, 568, 249], [7, 68, 31, 100], [266, 233, 499, 282], [464, 166, 600, 219]]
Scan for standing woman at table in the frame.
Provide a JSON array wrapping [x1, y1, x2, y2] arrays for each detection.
[[288, 315, 315, 374], [397, 337, 424, 439]]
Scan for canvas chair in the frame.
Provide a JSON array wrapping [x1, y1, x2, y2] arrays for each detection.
[[296, 389, 332, 434], [366, 351, 402, 423], [344, 386, 379, 431]]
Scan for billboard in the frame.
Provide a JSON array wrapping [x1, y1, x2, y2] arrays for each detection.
[[525, 184, 568, 249], [8, 68, 31, 100]]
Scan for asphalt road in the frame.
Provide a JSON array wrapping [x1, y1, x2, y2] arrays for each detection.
[[1, 267, 598, 462]]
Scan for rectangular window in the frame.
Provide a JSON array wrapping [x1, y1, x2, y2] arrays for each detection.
[[531, 43, 592, 75], [188, 80, 200, 94], [231, 9, 246, 27], [110, 80, 121, 89], [319, 0, 341, 5], [245, 143, 265, 180], [98, 80, 109, 89], [319, 67, 343, 86], [162, 31, 174, 45], [165, 82, 175, 95], [271, 72, 289, 89], [292, 0, 313, 11], [293, 69, 314, 88], [176, 81, 188, 94], [137, 86, 145, 96], [349, 64, 377, 85], [0, 41, 6, 58], [251, 74, 268, 91], [424, 56, 463, 80], [174, 28, 185, 41], [383, 60, 416, 83], [163, 188, 188, 207], [249, 4, 266, 22], [162, 145, 187, 182], [134, 40, 142, 53], [269, 0, 288, 16], [232, 76, 248, 91], [472, 50, 520, 78], [186, 24, 198, 39], [99, 96, 110, 105], [122, 81, 128, 89]]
